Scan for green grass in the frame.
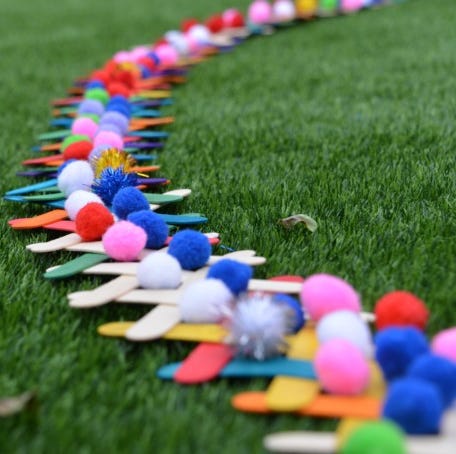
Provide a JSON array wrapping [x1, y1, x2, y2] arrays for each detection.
[[1, 0, 456, 451]]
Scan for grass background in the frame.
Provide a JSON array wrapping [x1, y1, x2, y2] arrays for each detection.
[[1, 0, 456, 451]]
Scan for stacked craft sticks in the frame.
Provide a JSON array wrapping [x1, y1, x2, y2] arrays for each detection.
[[5, 1, 456, 453]]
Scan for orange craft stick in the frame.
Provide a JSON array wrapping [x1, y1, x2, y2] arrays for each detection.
[[9, 210, 68, 230]]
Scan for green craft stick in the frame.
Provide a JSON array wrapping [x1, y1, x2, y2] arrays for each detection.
[[38, 130, 71, 141], [144, 193, 184, 204], [44, 253, 108, 279], [23, 192, 65, 202]]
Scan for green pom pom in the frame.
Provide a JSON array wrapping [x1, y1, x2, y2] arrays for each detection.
[[61, 134, 91, 151], [341, 421, 406, 454], [79, 113, 100, 123], [84, 88, 110, 105]]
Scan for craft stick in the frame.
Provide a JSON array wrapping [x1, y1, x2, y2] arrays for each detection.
[[231, 391, 381, 419], [69, 275, 139, 308], [174, 343, 234, 384], [265, 325, 320, 412], [26, 233, 82, 253], [44, 253, 108, 279], [125, 304, 181, 341], [9, 210, 67, 229], [263, 429, 456, 454]]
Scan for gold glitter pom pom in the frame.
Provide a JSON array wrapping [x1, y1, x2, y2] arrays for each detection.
[[93, 148, 136, 178]]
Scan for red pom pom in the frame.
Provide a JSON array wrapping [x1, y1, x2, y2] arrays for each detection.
[[107, 82, 130, 97], [137, 56, 157, 72], [90, 70, 110, 86], [375, 291, 429, 331], [75, 202, 115, 241], [154, 38, 168, 47], [181, 18, 199, 33], [112, 69, 136, 89], [224, 10, 244, 28], [63, 140, 93, 161], [205, 15, 224, 33]]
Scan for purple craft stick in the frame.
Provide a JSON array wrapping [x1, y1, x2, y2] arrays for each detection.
[[137, 178, 168, 186]]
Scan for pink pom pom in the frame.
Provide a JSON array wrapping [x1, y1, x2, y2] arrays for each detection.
[[432, 328, 456, 363], [102, 221, 147, 261], [248, 0, 272, 25], [113, 51, 131, 63], [93, 130, 124, 149], [71, 117, 98, 140], [341, 0, 364, 12], [300, 273, 360, 322], [154, 44, 179, 66], [315, 339, 370, 395], [130, 46, 149, 62]]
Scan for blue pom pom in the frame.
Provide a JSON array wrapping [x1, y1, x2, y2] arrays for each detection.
[[110, 95, 129, 104], [168, 229, 211, 270], [112, 187, 150, 220], [106, 103, 131, 118], [86, 80, 105, 89], [382, 378, 444, 434], [92, 167, 137, 205], [127, 210, 169, 249], [57, 159, 77, 176], [408, 353, 456, 409], [375, 327, 428, 381], [206, 259, 252, 295], [273, 294, 305, 333], [139, 65, 153, 79], [147, 52, 160, 66]]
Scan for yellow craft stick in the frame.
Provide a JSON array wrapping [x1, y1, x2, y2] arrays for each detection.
[[266, 328, 320, 411]]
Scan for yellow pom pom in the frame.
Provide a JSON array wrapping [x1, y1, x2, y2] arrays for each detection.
[[93, 148, 136, 177]]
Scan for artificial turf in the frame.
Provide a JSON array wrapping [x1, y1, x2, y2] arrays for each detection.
[[1, 0, 456, 451]]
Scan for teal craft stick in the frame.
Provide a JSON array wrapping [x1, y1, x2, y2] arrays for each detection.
[[6, 179, 59, 196]]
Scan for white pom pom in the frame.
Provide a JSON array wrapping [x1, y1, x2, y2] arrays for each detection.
[[57, 161, 94, 197], [64, 190, 103, 220], [137, 252, 182, 289], [165, 30, 190, 55], [187, 25, 212, 44], [229, 293, 288, 360], [316, 310, 373, 357], [273, 0, 296, 22], [179, 279, 233, 323]]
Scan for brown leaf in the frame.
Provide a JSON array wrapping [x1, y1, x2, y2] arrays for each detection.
[[0, 391, 37, 417], [280, 214, 318, 232]]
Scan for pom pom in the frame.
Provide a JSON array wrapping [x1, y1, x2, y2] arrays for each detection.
[[154, 44, 179, 67], [168, 230, 211, 270], [75, 202, 115, 241], [181, 18, 199, 33], [84, 87, 110, 105], [341, 0, 364, 13], [62, 140, 93, 161], [102, 221, 147, 261], [164, 31, 190, 56], [408, 353, 456, 409], [273, 293, 305, 333], [382, 378, 444, 434], [64, 190, 103, 220], [92, 167, 137, 205], [375, 291, 429, 331], [57, 160, 94, 197], [99, 111, 129, 135], [77, 99, 105, 116], [300, 273, 360, 322], [248, 0, 273, 25], [229, 293, 289, 360], [340, 421, 406, 454], [316, 310, 373, 358], [206, 259, 252, 295], [432, 327, 456, 363], [127, 210, 169, 249], [71, 117, 98, 140], [137, 252, 182, 289], [88, 144, 111, 163], [315, 339, 370, 395], [93, 130, 124, 149], [187, 24, 211, 45], [205, 14, 224, 33], [272, 0, 296, 22], [93, 148, 135, 177], [111, 187, 149, 219], [222, 9, 245, 28], [179, 279, 233, 323], [107, 82, 130, 98], [375, 327, 428, 381]]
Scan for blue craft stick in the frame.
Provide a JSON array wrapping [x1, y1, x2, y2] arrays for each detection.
[[3, 195, 27, 202], [50, 118, 73, 128], [131, 109, 161, 118], [157, 357, 316, 381], [128, 131, 169, 139], [130, 153, 158, 161], [6, 178, 59, 196], [47, 200, 65, 209]]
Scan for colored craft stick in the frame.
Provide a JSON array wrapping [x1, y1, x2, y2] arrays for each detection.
[[5, 178, 58, 196], [158, 357, 316, 381], [174, 343, 234, 384], [44, 253, 108, 279], [8, 209, 67, 229]]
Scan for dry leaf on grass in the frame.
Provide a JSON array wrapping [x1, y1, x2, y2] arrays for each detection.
[[280, 215, 318, 232], [0, 391, 37, 417]]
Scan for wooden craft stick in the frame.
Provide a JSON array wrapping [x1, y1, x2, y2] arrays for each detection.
[[26, 233, 82, 253], [69, 275, 139, 308]]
